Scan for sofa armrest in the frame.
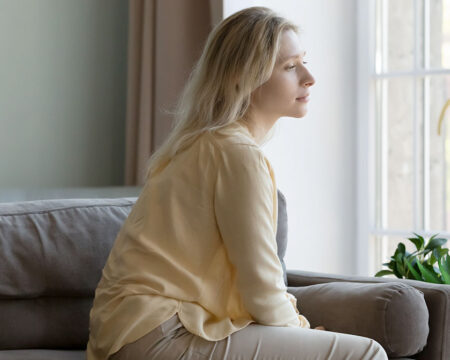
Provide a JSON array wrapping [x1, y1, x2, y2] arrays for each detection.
[[287, 269, 450, 360]]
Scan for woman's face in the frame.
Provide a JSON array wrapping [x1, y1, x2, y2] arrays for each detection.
[[251, 29, 315, 119]]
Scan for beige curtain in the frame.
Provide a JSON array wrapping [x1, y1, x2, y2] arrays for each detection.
[[124, 0, 223, 186]]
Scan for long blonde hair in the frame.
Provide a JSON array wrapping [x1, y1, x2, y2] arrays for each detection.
[[144, 6, 300, 181]]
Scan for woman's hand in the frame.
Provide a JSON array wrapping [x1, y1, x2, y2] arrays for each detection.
[[314, 325, 326, 331]]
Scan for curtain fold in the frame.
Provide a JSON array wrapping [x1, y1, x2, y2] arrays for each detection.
[[124, 0, 222, 185]]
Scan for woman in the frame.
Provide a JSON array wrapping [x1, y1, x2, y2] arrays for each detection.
[[86, 6, 388, 360]]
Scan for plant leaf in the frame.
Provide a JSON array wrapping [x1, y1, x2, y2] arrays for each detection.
[[424, 236, 448, 251], [438, 248, 449, 257], [395, 252, 405, 277], [417, 262, 443, 284], [404, 257, 423, 281], [411, 232, 425, 250], [396, 242, 406, 256], [408, 234, 424, 251], [391, 262, 402, 278], [392, 269, 402, 278], [437, 254, 450, 285], [429, 249, 438, 266], [374, 270, 395, 277]]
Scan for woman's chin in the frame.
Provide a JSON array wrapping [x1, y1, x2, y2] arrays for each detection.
[[291, 109, 308, 118]]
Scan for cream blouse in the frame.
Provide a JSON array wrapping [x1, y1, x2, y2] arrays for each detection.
[[86, 124, 310, 360]]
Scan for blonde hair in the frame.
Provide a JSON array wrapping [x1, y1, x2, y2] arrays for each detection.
[[144, 6, 300, 181]]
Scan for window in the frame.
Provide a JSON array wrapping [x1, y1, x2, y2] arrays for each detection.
[[358, 0, 450, 276]]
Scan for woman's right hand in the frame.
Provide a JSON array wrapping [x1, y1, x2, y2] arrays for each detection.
[[314, 325, 326, 331]]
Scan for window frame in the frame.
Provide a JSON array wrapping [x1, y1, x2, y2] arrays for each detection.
[[356, 0, 450, 276]]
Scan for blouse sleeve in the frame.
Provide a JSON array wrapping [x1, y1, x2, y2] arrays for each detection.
[[214, 144, 301, 327], [286, 292, 311, 328]]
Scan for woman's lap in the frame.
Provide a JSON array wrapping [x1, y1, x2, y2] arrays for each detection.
[[109, 313, 388, 360]]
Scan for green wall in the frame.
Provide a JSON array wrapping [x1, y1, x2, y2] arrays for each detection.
[[0, 0, 128, 188]]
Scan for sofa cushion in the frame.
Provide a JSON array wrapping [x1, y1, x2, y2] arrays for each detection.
[[0, 197, 137, 349], [276, 189, 288, 286], [288, 281, 429, 358], [0, 349, 85, 360]]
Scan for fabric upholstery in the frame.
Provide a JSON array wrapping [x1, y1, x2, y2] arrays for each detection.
[[288, 269, 450, 360], [276, 189, 289, 287], [0, 198, 136, 349], [0, 349, 85, 360], [288, 281, 429, 358]]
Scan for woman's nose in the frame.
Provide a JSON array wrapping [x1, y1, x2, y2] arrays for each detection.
[[306, 76, 315, 87], [302, 71, 315, 87]]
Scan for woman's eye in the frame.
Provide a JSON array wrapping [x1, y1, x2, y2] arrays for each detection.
[[287, 61, 308, 70]]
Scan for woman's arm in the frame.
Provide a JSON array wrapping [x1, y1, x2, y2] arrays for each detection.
[[214, 144, 302, 327], [285, 292, 311, 328]]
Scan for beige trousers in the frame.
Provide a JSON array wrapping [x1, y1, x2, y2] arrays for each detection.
[[108, 313, 388, 360]]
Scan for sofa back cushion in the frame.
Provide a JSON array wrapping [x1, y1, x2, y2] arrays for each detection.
[[276, 189, 289, 286], [0, 190, 290, 349], [0, 197, 136, 349]]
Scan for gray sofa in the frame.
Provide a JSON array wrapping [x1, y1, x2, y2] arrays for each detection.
[[0, 190, 448, 360]]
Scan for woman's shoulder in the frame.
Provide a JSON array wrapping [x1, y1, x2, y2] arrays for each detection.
[[200, 126, 272, 173], [202, 123, 259, 152]]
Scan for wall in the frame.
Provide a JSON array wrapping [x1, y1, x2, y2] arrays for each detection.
[[224, 0, 359, 276], [0, 0, 128, 188], [0, 0, 362, 276]]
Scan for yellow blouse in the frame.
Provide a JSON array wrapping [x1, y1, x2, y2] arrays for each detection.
[[86, 124, 310, 360]]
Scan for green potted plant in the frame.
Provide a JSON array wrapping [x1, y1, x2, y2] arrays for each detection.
[[375, 233, 450, 284]]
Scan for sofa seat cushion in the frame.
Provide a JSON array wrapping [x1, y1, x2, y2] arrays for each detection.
[[0, 349, 85, 360], [288, 281, 429, 358]]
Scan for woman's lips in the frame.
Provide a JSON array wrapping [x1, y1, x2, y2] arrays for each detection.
[[296, 95, 310, 102]]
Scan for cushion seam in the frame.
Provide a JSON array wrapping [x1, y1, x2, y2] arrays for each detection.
[[0, 202, 135, 217]]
